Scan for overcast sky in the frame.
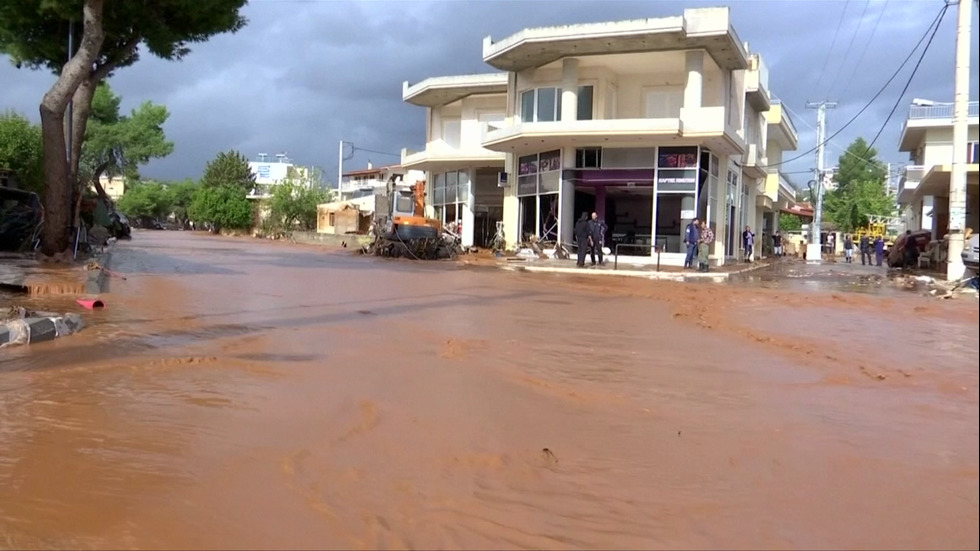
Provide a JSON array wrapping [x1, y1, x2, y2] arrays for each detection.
[[1, 0, 978, 189]]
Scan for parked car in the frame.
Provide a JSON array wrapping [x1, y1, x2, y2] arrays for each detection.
[[962, 232, 979, 271], [0, 187, 43, 252], [110, 211, 132, 239]]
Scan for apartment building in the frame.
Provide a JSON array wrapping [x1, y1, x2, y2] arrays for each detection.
[[402, 7, 798, 263], [337, 163, 425, 213], [401, 74, 508, 248], [896, 100, 979, 243]]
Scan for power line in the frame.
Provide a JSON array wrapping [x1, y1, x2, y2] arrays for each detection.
[[782, 102, 884, 171], [768, 4, 947, 170], [839, 0, 889, 100], [864, 2, 948, 153], [816, 0, 850, 96], [828, 0, 872, 97]]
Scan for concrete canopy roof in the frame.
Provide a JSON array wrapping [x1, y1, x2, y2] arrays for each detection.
[[402, 73, 508, 107], [482, 7, 749, 73]]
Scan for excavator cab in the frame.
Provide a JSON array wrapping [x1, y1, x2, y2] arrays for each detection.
[[379, 177, 441, 240]]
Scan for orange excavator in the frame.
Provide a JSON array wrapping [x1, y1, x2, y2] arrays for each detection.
[[388, 178, 441, 240], [366, 177, 455, 258]]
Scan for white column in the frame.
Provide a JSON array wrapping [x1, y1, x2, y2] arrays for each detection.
[[560, 146, 576, 246], [561, 58, 579, 122], [947, 0, 972, 280], [461, 169, 475, 248], [502, 72, 519, 250], [684, 50, 704, 109]]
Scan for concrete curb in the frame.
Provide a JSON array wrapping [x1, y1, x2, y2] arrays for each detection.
[[516, 265, 729, 282], [506, 260, 775, 282], [84, 244, 115, 295]]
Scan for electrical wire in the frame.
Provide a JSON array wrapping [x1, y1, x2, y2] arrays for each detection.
[[781, 102, 884, 171], [837, 0, 888, 100], [767, 4, 947, 170], [863, 2, 948, 154], [815, 0, 851, 96], [828, 0, 872, 98]]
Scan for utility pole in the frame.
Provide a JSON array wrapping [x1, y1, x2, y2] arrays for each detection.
[[805, 100, 837, 264], [947, 0, 972, 281], [337, 140, 344, 193]]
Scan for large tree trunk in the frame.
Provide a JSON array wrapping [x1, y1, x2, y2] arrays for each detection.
[[38, 0, 106, 258]]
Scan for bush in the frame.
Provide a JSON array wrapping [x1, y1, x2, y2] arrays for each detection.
[[188, 185, 253, 231]]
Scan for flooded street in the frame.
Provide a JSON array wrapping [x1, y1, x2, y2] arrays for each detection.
[[1, 231, 977, 550]]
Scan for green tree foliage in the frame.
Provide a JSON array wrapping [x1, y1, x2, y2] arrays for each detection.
[[165, 179, 197, 228], [200, 150, 256, 194], [824, 138, 894, 233], [0, 0, 247, 255], [81, 82, 174, 192], [188, 185, 253, 232], [266, 180, 329, 234], [0, 112, 43, 196], [116, 181, 169, 220], [778, 213, 804, 232]]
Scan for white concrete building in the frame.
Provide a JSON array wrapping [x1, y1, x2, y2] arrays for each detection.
[[897, 100, 979, 241], [247, 153, 313, 199], [402, 7, 798, 264], [338, 163, 425, 214], [401, 73, 508, 248]]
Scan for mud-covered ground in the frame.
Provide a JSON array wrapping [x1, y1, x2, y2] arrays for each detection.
[[1, 231, 977, 550]]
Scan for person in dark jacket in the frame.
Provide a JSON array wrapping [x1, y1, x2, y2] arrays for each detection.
[[902, 230, 918, 269], [874, 235, 886, 267], [574, 212, 592, 267], [589, 212, 608, 266], [683, 217, 700, 269], [859, 235, 872, 265]]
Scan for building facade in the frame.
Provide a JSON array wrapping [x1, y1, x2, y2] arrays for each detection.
[[896, 100, 979, 246], [338, 163, 425, 213], [402, 8, 797, 263], [247, 153, 313, 199], [400, 74, 508, 248]]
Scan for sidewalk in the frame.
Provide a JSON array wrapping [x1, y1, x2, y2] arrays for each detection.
[[0, 248, 112, 296], [500, 257, 772, 282]]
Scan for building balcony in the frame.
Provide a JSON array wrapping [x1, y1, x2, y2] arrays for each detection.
[[338, 178, 386, 195], [766, 102, 799, 151], [402, 73, 508, 107], [897, 165, 926, 204], [400, 145, 505, 173], [760, 168, 797, 206], [481, 7, 749, 73], [481, 107, 745, 156], [745, 54, 771, 112], [899, 100, 980, 152], [742, 143, 767, 179]]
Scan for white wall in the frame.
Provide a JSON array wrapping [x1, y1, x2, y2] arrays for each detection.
[[428, 93, 507, 153]]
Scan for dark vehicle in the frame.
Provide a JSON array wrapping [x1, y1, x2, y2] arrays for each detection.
[[111, 211, 132, 239], [0, 187, 43, 252]]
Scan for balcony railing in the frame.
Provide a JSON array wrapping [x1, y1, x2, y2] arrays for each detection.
[[898, 165, 926, 196], [771, 100, 798, 138], [907, 101, 980, 120]]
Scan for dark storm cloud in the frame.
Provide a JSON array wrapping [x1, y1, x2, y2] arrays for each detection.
[[1, 0, 977, 186]]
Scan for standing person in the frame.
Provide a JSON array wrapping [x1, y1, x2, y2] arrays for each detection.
[[772, 231, 783, 258], [874, 235, 886, 267], [843, 234, 854, 263], [698, 221, 714, 272], [859, 234, 872, 265], [683, 217, 701, 269], [574, 212, 592, 268], [742, 225, 755, 262], [589, 212, 607, 266], [827, 233, 836, 259], [901, 230, 917, 268]]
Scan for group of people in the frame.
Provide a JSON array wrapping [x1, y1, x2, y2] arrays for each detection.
[[683, 218, 715, 272], [574, 212, 608, 267], [841, 233, 886, 266]]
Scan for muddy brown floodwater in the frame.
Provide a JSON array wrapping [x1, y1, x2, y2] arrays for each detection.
[[1, 231, 977, 550]]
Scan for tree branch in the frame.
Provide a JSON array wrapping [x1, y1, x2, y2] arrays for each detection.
[[70, 34, 141, 181]]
